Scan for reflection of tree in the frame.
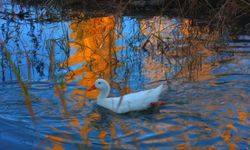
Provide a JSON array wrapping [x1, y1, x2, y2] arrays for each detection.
[[45, 16, 249, 149], [175, 19, 219, 81], [140, 17, 221, 82], [0, 4, 48, 81], [62, 16, 121, 98]]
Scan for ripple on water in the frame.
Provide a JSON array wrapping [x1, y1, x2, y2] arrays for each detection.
[[0, 2, 250, 148]]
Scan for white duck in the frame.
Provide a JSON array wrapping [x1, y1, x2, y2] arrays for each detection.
[[88, 79, 165, 114]]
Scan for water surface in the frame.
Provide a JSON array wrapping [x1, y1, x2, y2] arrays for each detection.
[[0, 1, 250, 149]]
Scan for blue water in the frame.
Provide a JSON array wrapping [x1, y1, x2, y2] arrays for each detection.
[[0, 1, 250, 149]]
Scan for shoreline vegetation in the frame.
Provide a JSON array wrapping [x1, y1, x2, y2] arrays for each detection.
[[9, 0, 250, 34]]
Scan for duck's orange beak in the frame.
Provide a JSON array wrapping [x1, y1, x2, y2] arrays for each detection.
[[87, 85, 97, 91]]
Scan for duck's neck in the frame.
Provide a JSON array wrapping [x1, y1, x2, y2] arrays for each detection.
[[97, 83, 110, 100]]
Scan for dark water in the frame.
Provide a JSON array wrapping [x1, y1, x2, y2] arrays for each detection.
[[0, 1, 250, 149]]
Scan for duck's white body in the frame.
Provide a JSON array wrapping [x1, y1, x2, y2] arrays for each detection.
[[89, 79, 164, 114]]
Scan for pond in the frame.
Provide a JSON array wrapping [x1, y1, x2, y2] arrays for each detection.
[[0, 1, 250, 149]]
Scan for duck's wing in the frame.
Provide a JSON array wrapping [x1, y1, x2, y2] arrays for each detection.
[[100, 84, 164, 113], [123, 84, 163, 102], [118, 84, 164, 111]]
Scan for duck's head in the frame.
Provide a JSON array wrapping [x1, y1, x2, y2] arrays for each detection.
[[88, 79, 110, 99], [88, 78, 110, 91]]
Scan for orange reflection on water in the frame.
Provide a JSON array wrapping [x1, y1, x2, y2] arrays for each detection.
[[47, 135, 69, 143], [238, 111, 248, 123], [46, 15, 250, 150], [98, 131, 108, 145], [52, 143, 64, 150], [177, 143, 190, 150], [226, 124, 238, 132], [221, 130, 237, 150], [80, 121, 92, 145], [140, 17, 175, 83], [140, 17, 220, 82], [110, 122, 120, 147], [177, 19, 219, 81], [47, 16, 125, 149], [62, 16, 121, 98], [69, 118, 80, 127]]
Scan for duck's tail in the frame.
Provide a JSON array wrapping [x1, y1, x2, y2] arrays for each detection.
[[152, 84, 164, 99], [157, 84, 164, 92], [150, 84, 166, 107]]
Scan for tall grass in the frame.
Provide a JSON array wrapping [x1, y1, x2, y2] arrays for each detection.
[[0, 39, 36, 124], [46, 39, 69, 116]]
